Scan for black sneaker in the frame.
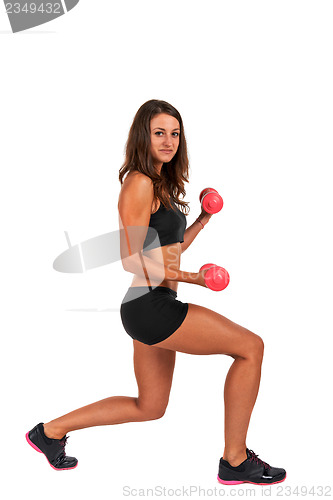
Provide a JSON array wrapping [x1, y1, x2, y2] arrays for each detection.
[[25, 422, 78, 470], [217, 448, 286, 485]]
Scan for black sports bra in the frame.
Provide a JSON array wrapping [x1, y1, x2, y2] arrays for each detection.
[[143, 198, 187, 250]]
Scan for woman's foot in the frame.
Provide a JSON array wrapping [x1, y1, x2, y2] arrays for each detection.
[[222, 449, 248, 467], [25, 422, 78, 470], [43, 422, 66, 440], [218, 448, 286, 485]]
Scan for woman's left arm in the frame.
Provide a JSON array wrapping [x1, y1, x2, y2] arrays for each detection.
[[180, 209, 213, 253]]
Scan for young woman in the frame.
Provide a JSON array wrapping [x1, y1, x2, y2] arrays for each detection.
[[26, 99, 286, 485]]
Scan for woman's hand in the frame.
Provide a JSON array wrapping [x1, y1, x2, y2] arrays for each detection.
[[193, 267, 211, 288], [197, 208, 213, 227]]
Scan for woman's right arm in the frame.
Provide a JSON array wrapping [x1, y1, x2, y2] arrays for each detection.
[[118, 173, 204, 286]]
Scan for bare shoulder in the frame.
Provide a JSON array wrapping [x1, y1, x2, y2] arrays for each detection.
[[118, 171, 154, 218], [123, 170, 152, 195], [124, 170, 153, 188]]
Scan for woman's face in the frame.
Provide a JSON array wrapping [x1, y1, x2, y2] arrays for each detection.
[[150, 113, 180, 168]]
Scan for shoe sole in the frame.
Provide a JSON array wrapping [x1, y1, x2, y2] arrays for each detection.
[[25, 432, 78, 471], [217, 473, 287, 485]]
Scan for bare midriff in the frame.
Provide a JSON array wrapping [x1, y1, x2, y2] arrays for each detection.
[[130, 197, 181, 293]]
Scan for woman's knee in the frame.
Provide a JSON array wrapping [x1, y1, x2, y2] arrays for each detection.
[[246, 333, 264, 362], [135, 398, 167, 421], [139, 408, 166, 421]]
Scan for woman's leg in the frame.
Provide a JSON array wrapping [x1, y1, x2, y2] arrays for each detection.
[[153, 303, 265, 467], [43, 341, 176, 439]]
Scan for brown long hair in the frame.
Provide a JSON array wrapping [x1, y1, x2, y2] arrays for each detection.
[[118, 99, 190, 214]]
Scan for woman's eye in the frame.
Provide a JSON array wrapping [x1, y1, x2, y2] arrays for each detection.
[[155, 132, 179, 136]]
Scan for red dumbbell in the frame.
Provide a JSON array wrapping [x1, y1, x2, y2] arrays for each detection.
[[199, 187, 224, 214], [199, 263, 230, 291]]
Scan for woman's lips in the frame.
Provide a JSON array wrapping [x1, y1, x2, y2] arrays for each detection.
[[160, 150, 172, 154]]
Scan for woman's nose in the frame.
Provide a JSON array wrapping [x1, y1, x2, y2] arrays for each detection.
[[163, 135, 173, 146]]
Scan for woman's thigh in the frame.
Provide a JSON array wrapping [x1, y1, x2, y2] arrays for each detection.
[[133, 339, 176, 417], [153, 303, 264, 357]]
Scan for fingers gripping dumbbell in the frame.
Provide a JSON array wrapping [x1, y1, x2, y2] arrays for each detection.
[[200, 263, 230, 291], [199, 188, 224, 214]]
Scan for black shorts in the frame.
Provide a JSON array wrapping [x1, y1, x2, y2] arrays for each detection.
[[120, 286, 189, 346]]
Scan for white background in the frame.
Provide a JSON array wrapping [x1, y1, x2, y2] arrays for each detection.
[[1, 1, 332, 498]]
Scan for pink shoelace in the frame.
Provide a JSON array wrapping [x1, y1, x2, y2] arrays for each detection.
[[59, 436, 68, 452], [52, 435, 69, 466], [247, 449, 271, 470]]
